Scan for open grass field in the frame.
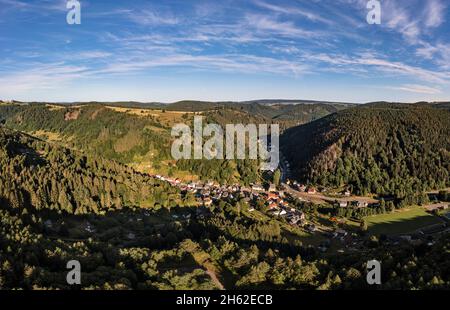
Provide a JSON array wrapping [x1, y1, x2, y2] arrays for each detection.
[[45, 104, 65, 111], [106, 106, 200, 126], [364, 207, 444, 235], [31, 130, 62, 142]]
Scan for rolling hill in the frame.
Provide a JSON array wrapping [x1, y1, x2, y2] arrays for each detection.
[[0, 101, 351, 184], [281, 103, 450, 201], [0, 127, 179, 215]]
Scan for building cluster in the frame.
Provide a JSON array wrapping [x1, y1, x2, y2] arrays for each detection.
[[288, 180, 355, 199], [337, 200, 369, 208], [152, 175, 309, 228], [154, 174, 253, 207], [288, 180, 317, 194], [287, 180, 377, 209], [264, 190, 306, 226]]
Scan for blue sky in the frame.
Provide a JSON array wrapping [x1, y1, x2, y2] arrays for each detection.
[[0, 0, 449, 103]]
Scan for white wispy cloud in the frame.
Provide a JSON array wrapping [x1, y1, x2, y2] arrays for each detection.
[[382, 0, 421, 44], [126, 9, 179, 26], [245, 14, 323, 39], [253, 0, 334, 25], [385, 84, 441, 95], [95, 53, 310, 77], [0, 63, 89, 93], [0, 52, 311, 95], [0, 0, 67, 12], [416, 42, 450, 69], [424, 0, 447, 28], [358, 57, 448, 84], [76, 51, 112, 59], [342, 0, 447, 45], [304, 51, 450, 84]]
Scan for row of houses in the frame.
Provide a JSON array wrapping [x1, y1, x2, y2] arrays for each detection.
[[288, 180, 356, 198], [153, 175, 262, 208], [336, 200, 370, 208], [263, 190, 307, 226], [288, 180, 318, 194]]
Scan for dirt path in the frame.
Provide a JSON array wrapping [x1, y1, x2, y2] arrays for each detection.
[[188, 249, 226, 290], [426, 188, 450, 194], [205, 267, 225, 290]]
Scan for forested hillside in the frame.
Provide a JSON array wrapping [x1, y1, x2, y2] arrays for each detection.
[[282, 104, 450, 201], [0, 119, 449, 290], [0, 104, 171, 163], [0, 127, 179, 215], [0, 104, 261, 184], [0, 101, 348, 184]]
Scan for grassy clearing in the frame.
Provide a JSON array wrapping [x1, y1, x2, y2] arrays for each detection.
[[107, 106, 160, 117], [32, 130, 62, 142], [131, 159, 200, 182], [106, 106, 199, 126], [45, 104, 65, 111], [364, 207, 443, 235]]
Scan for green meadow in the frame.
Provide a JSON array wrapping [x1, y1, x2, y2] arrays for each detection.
[[364, 207, 443, 235]]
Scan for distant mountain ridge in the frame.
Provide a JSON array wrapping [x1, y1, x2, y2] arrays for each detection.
[[5, 99, 449, 112], [1, 98, 357, 110]]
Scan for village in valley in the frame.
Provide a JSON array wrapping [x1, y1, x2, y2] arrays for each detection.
[[147, 168, 450, 254]]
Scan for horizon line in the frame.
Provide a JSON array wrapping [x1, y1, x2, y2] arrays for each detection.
[[2, 98, 449, 106]]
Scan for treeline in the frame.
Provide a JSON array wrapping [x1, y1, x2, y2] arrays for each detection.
[[177, 159, 260, 185]]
